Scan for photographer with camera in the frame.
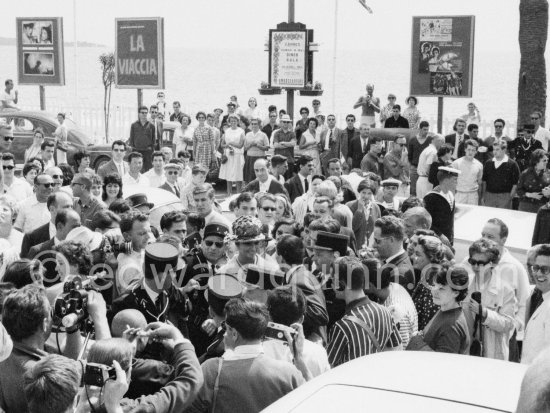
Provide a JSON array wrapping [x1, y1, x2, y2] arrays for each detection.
[[24, 353, 128, 413], [76, 322, 202, 413], [187, 298, 305, 413], [264, 286, 330, 378], [0, 285, 101, 411]]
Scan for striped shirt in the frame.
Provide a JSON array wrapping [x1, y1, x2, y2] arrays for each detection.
[[327, 297, 402, 367], [384, 283, 419, 347]]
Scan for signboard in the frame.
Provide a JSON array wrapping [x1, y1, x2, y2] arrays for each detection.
[[115, 17, 164, 89], [269, 30, 307, 89], [410, 16, 475, 97], [16, 17, 65, 85]]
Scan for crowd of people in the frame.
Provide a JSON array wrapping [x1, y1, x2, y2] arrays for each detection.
[[0, 85, 550, 412]]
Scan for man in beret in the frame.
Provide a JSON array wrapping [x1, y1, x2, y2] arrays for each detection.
[[181, 223, 230, 356]]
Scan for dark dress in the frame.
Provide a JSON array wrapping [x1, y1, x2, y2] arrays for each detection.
[[412, 280, 440, 331], [422, 307, 470, 354], [516, 167, 550, 213]]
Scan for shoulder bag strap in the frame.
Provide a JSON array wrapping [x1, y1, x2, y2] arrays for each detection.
[[344, 315, 382, 352], [211, 358, 223, 413]]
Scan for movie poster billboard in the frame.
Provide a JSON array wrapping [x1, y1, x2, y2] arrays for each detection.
[[269, 30, 307, 89], [115, 17, 165, 89], [16, 17, 65, 85], [410, 16, 475, 97]]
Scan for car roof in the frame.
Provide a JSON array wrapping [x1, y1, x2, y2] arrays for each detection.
[[0, 110, 58, 120], [263, 352, 527, 412], [123, 185, 183, 230]]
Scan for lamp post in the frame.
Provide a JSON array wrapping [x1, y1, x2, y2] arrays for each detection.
[[287, 0, 296, 121]]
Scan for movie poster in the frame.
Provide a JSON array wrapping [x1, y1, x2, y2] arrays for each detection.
[[16, 17, 65, 85], [411, 16, 474, 97]]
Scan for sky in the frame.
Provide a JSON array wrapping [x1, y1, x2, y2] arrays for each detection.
[[0, 0, 521, 52]]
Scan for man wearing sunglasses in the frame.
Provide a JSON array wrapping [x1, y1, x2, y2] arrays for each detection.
[[14, 174, 53, 234], [44, 166, 64, 192], [383, 134, 410, 198], [0, 125, 14, 153], [181, 223, 230, 356], [159, 163, 182, 197], [98, 140, 128, 180], [1, 152, 32, 202]]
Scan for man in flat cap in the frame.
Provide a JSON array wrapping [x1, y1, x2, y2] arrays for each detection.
[[377, 178, 402, 213], [423, 166, 460, 244], [159, 162, 182, 197]]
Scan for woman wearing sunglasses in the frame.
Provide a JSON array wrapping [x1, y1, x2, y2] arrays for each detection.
[[464, 238, 516, 360]]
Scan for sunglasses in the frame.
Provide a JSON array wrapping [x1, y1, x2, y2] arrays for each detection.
[[262, 206, 277, 212], [166, 171, 179, 175], [468, 258, 490, 267], [531, 117, 540, 120], [205, 240, 224, 248], [139, 111, 148, 114], [38, 182, 54, 188], [4, 136, 14, 142], [530, 265, 550, 275], [50, 174, 62, 179], [2, 165, 14, 170], [397, 143, 407, 147]]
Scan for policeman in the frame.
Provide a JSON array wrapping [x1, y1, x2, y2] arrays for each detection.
[[181, 223, 229, 356], [198, 273, 243, 363]]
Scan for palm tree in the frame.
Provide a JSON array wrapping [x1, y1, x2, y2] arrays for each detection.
[[99, 52, 115, 141], [518, 0, 548, 127]]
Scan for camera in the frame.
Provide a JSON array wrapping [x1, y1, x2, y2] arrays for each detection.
[[264, 322, 297, 342], [53, 277, 92, 328], [83, 362, 116, 387], [471, 291, 482, 304]]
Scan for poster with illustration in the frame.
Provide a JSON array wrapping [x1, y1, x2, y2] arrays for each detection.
[[411, 16, 474, 97], [16, 17, 65, 85]]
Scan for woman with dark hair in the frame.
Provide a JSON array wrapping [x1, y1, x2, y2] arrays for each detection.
[[40, 26, 52, 44], [407, 265, 469, 353], [22, 163, 40, 187], [271, 218, 301, 241], [102, 173, 123, 207], [24, 128, 45, 162], [28, 157, 44, 173], [54, 240, 93, 279], [517, 149, 550, 212], [57, 163, 75, 186], [73, 150, 91, 173], [409, 233, 446, 330], [464, 239, 515, 360], [193, 111, 216, 169], [403, 96, 421, 129], [174, 113, 194, 157], [299, 117, 321, 174], [2, 259, 44, 289]]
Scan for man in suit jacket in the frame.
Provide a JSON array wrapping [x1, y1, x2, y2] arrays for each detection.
[[29, 209, 81, 286], [445, 118, 469, 160], [373, 215, 416, 294], [158, 163, 182, 197], [285, 155, 314, 203], [319, 114, 342, 175], [97, 140, 129, 180], [348, 123, 372, 169], [341, 115, 359, 167], [277, 235, 329, 344], [20, 191, 73, 258], [243, 158, 288, 197]]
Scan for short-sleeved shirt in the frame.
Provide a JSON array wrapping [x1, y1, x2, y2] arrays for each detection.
[[327, 297, 402, 367], [451, 157, 483, 192], [272, 129, 296, 163], [14, 195, 50, 234], [74, 197, 106, 229]]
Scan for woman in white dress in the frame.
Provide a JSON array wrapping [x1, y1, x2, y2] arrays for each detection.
[[174, 114, 195, 159], [219, 114, 245, 196], [299, 117, 321, 175]]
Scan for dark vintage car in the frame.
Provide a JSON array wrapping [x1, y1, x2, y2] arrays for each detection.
[[0, 110, 112, 169]]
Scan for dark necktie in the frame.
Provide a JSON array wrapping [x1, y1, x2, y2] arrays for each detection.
[[304, 178, 309, 193], [155, 294, 164, 315], [328, 129, 333, 144], [174, 185, 180, 198], [528, 288, 544, 321]]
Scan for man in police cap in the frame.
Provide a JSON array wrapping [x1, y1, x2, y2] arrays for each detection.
[[198, 273, 243, 363], [377, 178, 402, 213], [111, 242, 189, 340], [181, 223, 230, 355]]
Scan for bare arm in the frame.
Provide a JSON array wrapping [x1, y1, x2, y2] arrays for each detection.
[[353, 96, 364, 109]]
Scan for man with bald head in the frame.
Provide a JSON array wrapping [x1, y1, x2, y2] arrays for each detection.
[[44, 166, 64, 191], [21, 191, 73, 258], [14, 174, 54, 234], [353, 83, 380, 127], [243, 158, 288, 196]]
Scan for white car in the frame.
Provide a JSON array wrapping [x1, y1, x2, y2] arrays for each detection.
[[262, 352, 526, 413], [123, 185, 182, 231]]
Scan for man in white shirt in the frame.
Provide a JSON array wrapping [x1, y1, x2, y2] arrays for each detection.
[[416, 134, 444, 199], [263, 287, 330, 378], [144, 151, 166, 188], [532, 111, 550, 151], [117, 211, 151, 294], [522, 245, 550, 364], [243, 158, 287, 196], [451, 139, 484, 205], [53, 113, 68, 164], [193, 183, 231, 229], [14, 174, 54, 234], [40, 141, 56, 169], [481, 218, 530, 362], [122, 152, 150, 187], [1, 153, 32, 201], [1, 79, 18, 110]]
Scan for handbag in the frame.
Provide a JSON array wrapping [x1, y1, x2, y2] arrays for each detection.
[[220, 154, 228, 164], [207, 159, 220, 183]]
